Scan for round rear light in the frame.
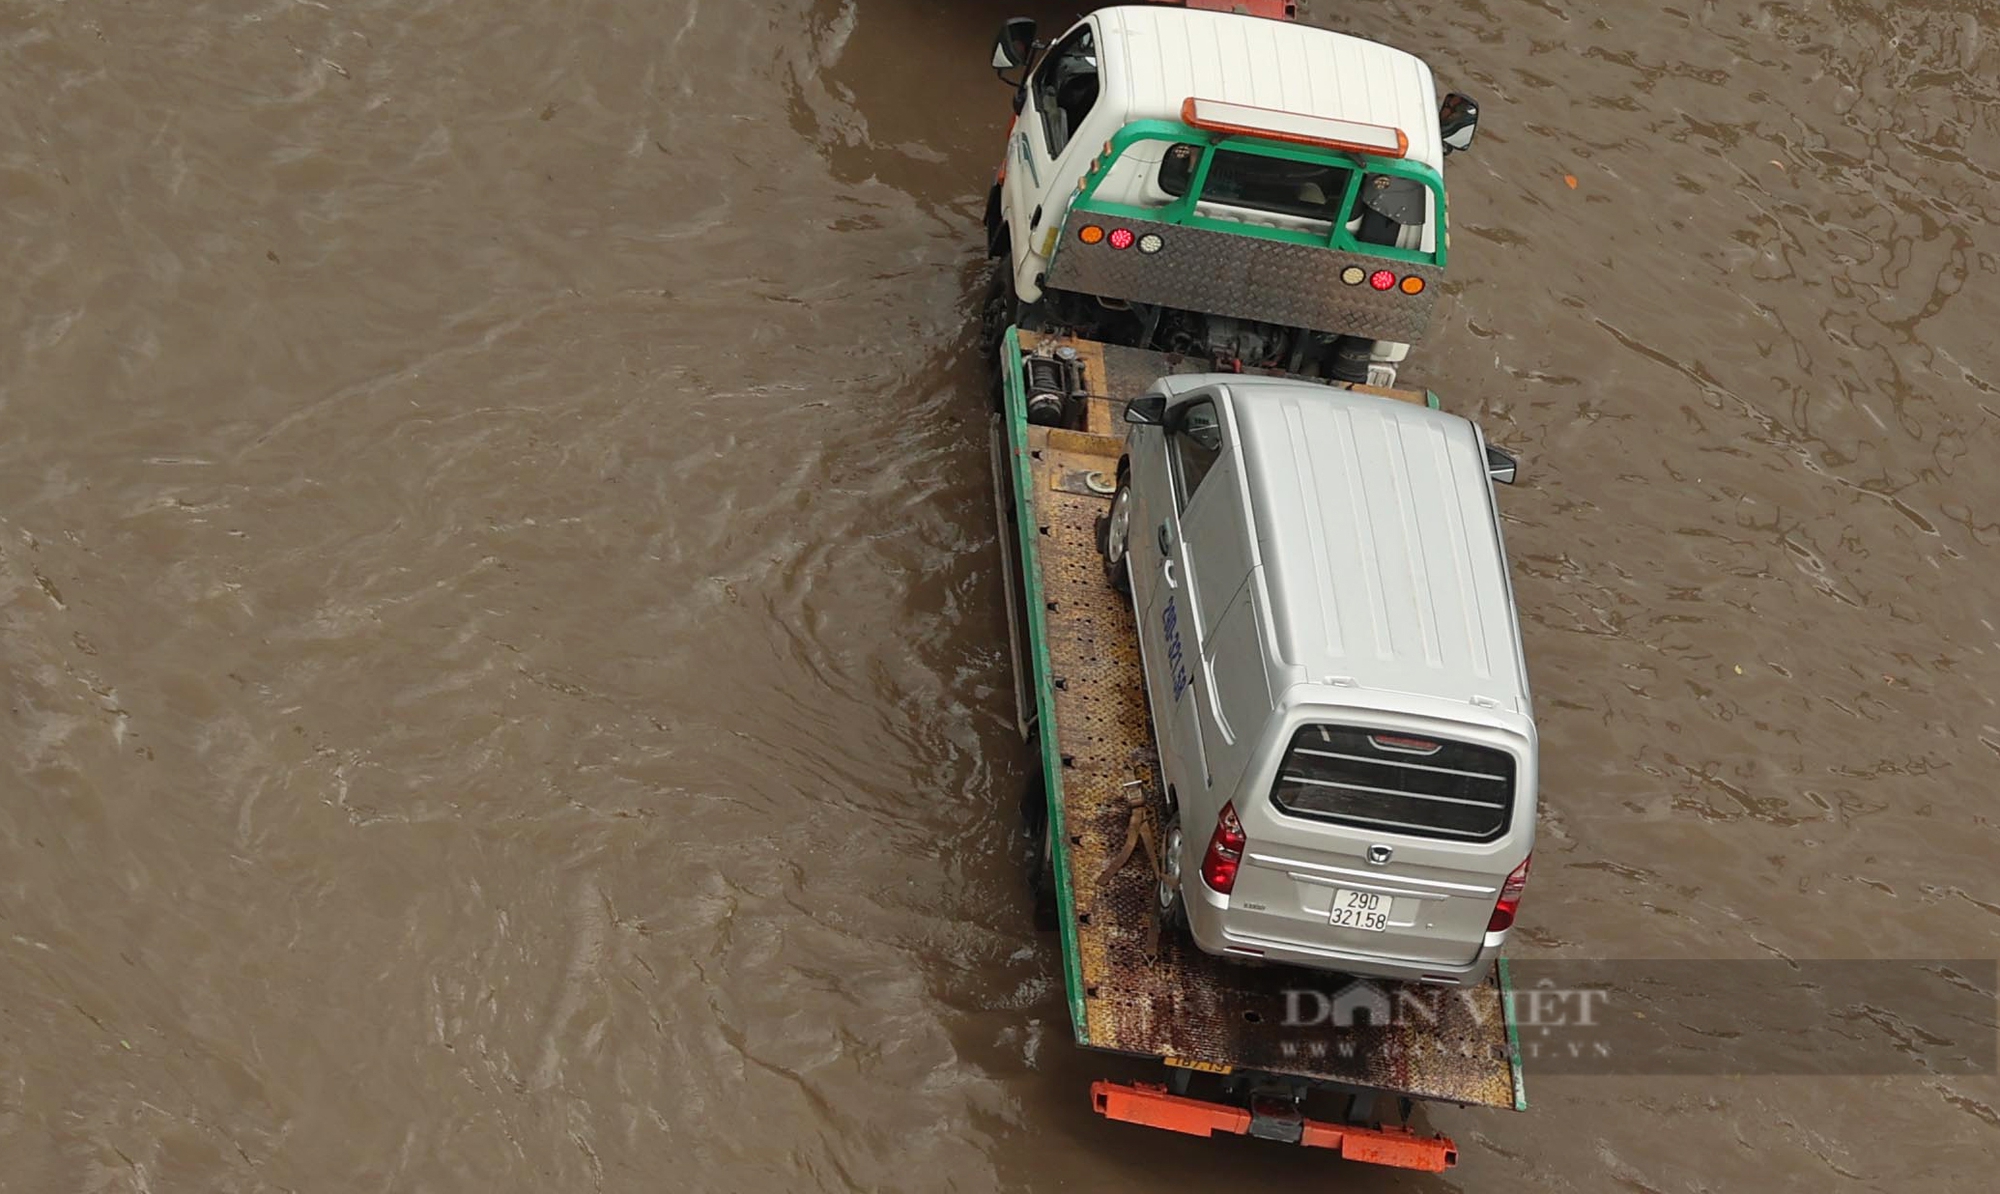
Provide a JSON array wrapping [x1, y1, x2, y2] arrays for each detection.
[[1138, 233, 1164, 254], [1078, 225, 1105, 245], [1340, 266, 1366, 286], [1401, 275, 1427, 295], [1107, 227, 1136, 250], [1369, 270, 1397, 291]]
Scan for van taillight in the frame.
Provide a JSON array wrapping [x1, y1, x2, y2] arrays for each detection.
[[1199, 802, 1246, 894], [1487, 855, 1531, 932]]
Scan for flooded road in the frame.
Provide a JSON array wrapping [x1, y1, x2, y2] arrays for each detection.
[[2, 0, 1995, 1189]]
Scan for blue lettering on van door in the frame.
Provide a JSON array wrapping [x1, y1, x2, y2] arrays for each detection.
[[1016, 133, 1039, 187], [1162, 596, 1192, 702]]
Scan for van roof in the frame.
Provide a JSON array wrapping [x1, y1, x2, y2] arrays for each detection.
[[1205, 377, 1530, 719], [1094, 5, 1445, 173]]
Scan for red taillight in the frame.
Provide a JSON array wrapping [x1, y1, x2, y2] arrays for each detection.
[[1199, 802, 1246, 894], [1108, 227, 1136, 250], [1369, 269, 1397, 291], [1487, 855, 1531, 932]]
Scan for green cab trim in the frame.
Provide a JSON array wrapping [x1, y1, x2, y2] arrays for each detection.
[[1067, 119, 1448, 268]]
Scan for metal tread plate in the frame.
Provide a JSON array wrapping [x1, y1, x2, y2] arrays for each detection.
[[1016, 332, 1521, 1110], [1045, 211, 1442, 345]]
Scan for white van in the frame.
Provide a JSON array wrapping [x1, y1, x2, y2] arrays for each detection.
[[1099, 376, 1534, 986]]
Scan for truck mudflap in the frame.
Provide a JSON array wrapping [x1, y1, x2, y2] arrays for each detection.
[[998, 329, 1524, 1122], [1091, 1081, 1458, 1172]]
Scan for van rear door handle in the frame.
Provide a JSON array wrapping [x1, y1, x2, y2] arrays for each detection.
[[1157, 523, 1172, 555], [1162, 558, 1178, 589]]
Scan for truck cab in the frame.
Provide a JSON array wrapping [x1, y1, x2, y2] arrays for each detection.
[[1101, 374, 1533, 987], [986, 5, 1479, 388]]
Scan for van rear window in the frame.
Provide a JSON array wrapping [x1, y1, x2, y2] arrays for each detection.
[[1157, 144, 1353, 223], [1271, 725, 1515, 842]]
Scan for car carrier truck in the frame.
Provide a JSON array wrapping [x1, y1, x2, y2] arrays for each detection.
[[977, 6, 1524, 1169], [985, 328, 1528, 1170], [982, 3, 1480, 389]]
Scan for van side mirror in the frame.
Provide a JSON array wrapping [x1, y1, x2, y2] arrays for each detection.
[[1485, 444, 1518, 485], [992, 18, 1037, 83], [1124, 394, 1166, 426], [1440, 92, 1480, 154]]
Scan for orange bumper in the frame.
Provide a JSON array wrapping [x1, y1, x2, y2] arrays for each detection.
[[1090, 1081, 1458, 1172]]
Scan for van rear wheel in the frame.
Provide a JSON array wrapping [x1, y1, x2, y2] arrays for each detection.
[[1156, 809, 1188, 934]]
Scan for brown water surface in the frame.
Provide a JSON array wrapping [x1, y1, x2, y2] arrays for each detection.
[[3, 1, 1996, 1190]]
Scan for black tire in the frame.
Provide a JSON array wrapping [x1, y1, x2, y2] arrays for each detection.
[[1022, 741, 1060, 933], [990, 354, 1009, 416], [981, 262, 1018, 415], [1028, 817, 1059, 933], [979, 258, 1016, 364], [1101, 478, 1134, 594], [1156, 807, 1188, 935], [983, 183, 1005, 256]]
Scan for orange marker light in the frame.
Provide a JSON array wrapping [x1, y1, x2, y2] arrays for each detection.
[[1400, 275, 1427, 295], [1182, 97, 1409, 159], [1079, 225, 1106, 245]]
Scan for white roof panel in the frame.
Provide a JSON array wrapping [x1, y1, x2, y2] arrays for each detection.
[[1097, 5, 1445, 172], [1217, 378, 1528, 714]]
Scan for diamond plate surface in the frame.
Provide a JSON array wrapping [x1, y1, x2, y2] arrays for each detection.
[[1017, 332, 1516, 1109], [1045, 212, 1441, 344]]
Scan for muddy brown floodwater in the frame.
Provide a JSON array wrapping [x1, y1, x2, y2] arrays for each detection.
[[3, 0, 1997, 1189]]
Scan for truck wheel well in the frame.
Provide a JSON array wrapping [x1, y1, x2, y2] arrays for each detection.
[[985, 193, 1008, 258]]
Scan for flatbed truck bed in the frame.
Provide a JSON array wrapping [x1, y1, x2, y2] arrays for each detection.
[[989, 329, 1526, 1171]]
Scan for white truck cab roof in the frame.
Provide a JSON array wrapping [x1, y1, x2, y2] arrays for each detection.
[[1158, 374, 1530, 723], [1094, 5, 1445, 173]]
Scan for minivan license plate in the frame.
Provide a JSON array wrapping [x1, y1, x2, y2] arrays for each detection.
[[1330, 888, 1389, 931]]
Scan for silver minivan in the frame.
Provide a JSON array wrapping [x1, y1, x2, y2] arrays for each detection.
[[1100, 375, 1535, 987]]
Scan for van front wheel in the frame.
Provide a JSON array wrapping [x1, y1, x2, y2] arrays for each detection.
[[1101, 480, 1133, 594]]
